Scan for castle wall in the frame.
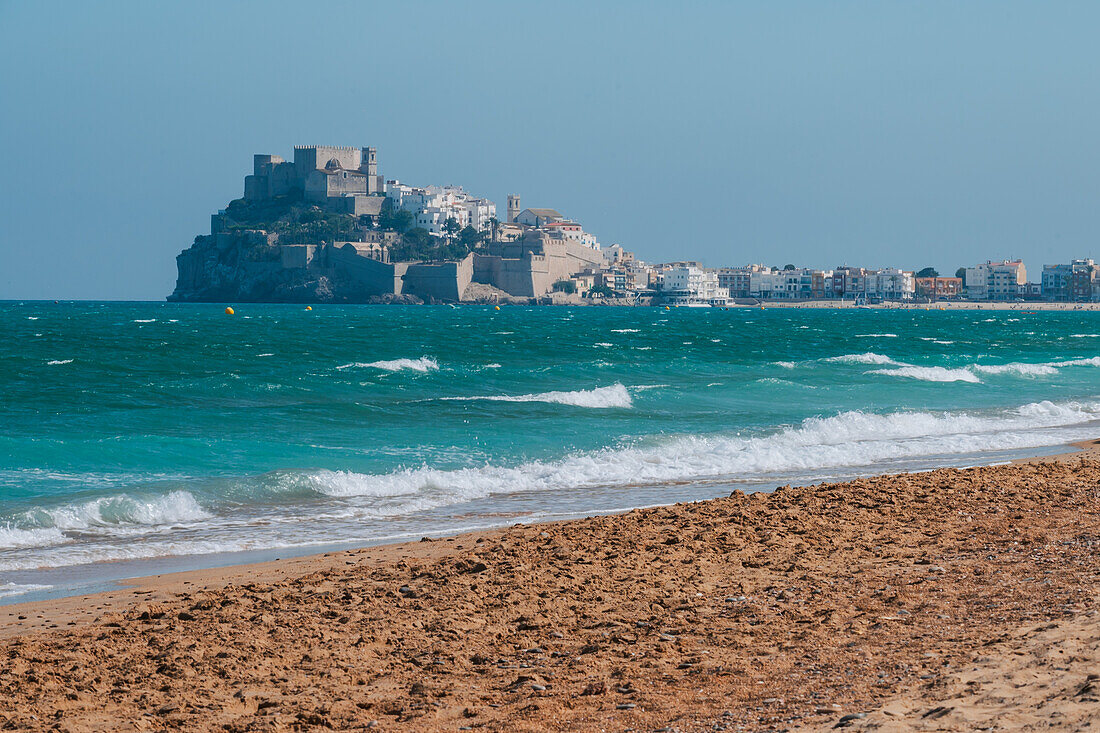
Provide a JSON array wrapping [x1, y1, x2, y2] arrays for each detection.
[[473, 237, 604, 298], [403, 255, 472, 302], [294, 146, 362, 179], [327, 243, 405, 295], [304, 170, 371, 202], [280, 244, 319, 270]]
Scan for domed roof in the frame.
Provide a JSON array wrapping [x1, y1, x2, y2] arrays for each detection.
[[325, 157, 342, 170]]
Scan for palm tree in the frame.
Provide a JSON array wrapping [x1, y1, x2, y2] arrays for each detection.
[[486, 216, 501, 243]]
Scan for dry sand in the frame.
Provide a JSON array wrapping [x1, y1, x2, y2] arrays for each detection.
[[2, 443, 1100, 731]]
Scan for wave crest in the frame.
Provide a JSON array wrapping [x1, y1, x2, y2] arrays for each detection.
[[872, 366, 981, 383], [338, 357, 439, 372], [825, 352, 901, 365], [445, 383, 633, 409]]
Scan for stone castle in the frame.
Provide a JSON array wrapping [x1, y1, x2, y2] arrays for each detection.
[[245, 145, 386, 217], [170, 145, 606, 304]]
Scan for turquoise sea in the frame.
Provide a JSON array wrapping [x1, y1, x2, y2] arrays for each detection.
[[2, 302, 1099, 601]]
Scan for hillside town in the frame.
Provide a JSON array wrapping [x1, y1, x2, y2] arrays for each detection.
[[171, 145, 1100, 305]]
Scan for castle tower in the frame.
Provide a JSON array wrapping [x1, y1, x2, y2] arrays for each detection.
[[361, 147, 378, 176], [507, 194, 521, 223]]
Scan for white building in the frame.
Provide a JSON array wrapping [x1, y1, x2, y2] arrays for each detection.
[[544, 221, 600, 250], [662, 266, 729, 305], [964, 260, 1026, 300], [865, 268, 915, 300], [385, 182, 497, 236]]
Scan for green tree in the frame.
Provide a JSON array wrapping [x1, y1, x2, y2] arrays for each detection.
[[589, 283, 614, 297], [783, 263, 796, 270], [379, 206, 414, 233], [553, 280, 577, 294], [458, 225, 482, 250], [955, 267, 966, 279], [486, 216, 501, 242], [443, 217, 461, 242], [916, 267, 939, 278]]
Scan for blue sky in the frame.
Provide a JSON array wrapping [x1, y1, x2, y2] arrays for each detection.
[[2, 0, 1099, 299]]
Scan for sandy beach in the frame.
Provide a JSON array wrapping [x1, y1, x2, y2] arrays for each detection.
[[2, 443, 1100, 731]]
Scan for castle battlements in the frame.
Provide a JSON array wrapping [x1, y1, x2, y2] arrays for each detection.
[[294, 145, 360, 152], [244, 145, 384, 206]]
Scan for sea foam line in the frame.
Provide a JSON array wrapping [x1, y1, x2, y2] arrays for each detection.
[[297, 398, 1100, 511], [441, 383, 633, 409], [337, 357, 439, 372]]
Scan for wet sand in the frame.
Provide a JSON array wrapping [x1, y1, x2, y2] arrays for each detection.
[[2, 442, 1100, 731]]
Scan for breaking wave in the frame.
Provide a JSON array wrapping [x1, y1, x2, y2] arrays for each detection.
[[46, 359, 73, 365], [1052, 357, 1100, 367], [10, 491, 210, 537], [444, 383, 633, 409], [872, 366, 981, 383], [970, 363, 1058, 377], [0, 526, 67, 550], [291, 399, 1100, 512], [337, 357, 439, 372], [825, 352, 902, 365]]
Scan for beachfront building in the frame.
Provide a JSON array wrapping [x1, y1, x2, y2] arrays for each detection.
[[1042, 259, 1099, 301], [662, 266, 729, 305], [385, 182, 497, 236], [964, 260, 1026, 300], [718, 265, 770, 298], [865, 268, 915, 300], [915, 276, 962, 299]]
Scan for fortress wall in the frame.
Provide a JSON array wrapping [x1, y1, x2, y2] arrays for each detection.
[[472, 253, 536, 297], [327, 243, 404, 295], [280, 245, 318, 270], [403, 255, 472, 302], [268, 163, 298, 197], [294, 146, 361, 179]]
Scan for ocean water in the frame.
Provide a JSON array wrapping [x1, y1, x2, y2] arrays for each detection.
[[2, 302, 1099, 601]]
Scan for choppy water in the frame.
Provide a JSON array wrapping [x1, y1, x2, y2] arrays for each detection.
[[2, 302, 1099, 600]]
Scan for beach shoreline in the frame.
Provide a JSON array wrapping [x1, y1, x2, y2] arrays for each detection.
[[1, 440, 1093, 628], [2, 440, 1100, 730]]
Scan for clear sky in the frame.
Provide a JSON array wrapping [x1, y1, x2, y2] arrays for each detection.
[[2, 0, 1099, 299]]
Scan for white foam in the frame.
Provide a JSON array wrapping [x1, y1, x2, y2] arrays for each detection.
[[970, 363, 1058, 377], [294, 399, 1100, 514], [855, 333, 898, 338], [18, 491, 210, 535], [133, 319, 156, 323], [444, 383, 633, 409], [594, 342, 614, 347], [1051, 357, 1100, 367], [872, 366, 981, 383], [337, 357, 439, 372], [0, 582, 52, 599], [46, 359, 73, 365], [825, 352, 901, 365], [0, 526, 68, 550], [774, 361, 797, 369], [611, 329, 640, 333], [1070, 334, 1098, 338]]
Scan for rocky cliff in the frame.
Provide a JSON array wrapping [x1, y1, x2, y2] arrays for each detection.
[[167, 230, 422, 304]]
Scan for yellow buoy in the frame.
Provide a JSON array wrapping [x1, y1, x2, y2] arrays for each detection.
[[494, 305, 500, 310], [306, 306, 312, 311], [225, 307, 234, 315], [665, 306, 670, 310]]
